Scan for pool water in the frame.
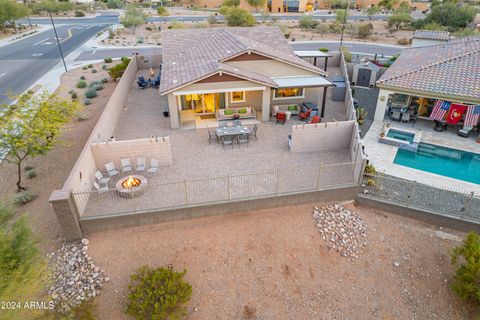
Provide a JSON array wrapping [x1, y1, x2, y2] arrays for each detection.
[[394, 143, 480, 185], [387, 129, 415, 143]]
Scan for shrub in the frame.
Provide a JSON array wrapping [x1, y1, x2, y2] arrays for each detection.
[[91, 69, 97, 73], [75, 111, 89, 121], [121, 56, 130, 63], [13, 191, 38, 206], [397, 37, 409, 45], [85, 87, 97, 99], [27, 89, 34, 95], [102, 64, 107, 70], [104, 57, 113, 63], [329, 21, 342, 33], [80, 75, 86, 80], [126, 266, 192, 320], [24, 165, 34, 171], [101, 78, 109, 84], [299, 15, 318, 29], [82, 66, 88, 70], [84, 98, 92, 105], [358, 23, 373, 38], [108, 58, 131, 80], [74, 11, 85, 17], [26, 170, 36, 179], [223, 7, 256, 27], [207, 14, 218, 25], [70, 91, 78, 100], [93, 84, 104, 91], [87, 64, 93, 68], [145, 26, 152, 31], [364, 163, 376, 176], [451, 232, 480, 305], [89, 80, 102, 87], [340, 45, 352, 62], [319, 47, 329, 53], [76, 80, 87, 88], [168, 21, 185, 29]]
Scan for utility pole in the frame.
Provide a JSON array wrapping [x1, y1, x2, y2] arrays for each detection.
[[23, 0, 32, 28], [339, 0, 352, 50], [49, 12, 67, 73]]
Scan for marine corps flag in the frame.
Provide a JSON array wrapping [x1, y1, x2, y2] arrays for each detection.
[[446, 104, 467, 124]]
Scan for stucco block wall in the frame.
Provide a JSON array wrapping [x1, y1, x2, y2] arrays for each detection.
[[290, 120, 355, 153], [90, 137, 173, 170]]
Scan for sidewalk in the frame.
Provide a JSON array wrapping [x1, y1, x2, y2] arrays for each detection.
[[0, 25, 51, 48]]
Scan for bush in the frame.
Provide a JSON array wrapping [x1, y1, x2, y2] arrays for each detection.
[[89, 80, 102, 87], [91, 69, 97, 73], [108, 58, 131, 80], [80, 75, 86, 80], [397, 37, 410, 45], [26, 170, 36, 179], [101, 78, 109, 84], [207, 14, 218, 25], [13, 191, 38, 206], [85, 87, 97, 99], [168, 21, 185, 29], [24, 165, 34, 171], [93, 84, 104, 91], [319, 47, 329, 53], [299, 15, 318, 29], [84, 98, 91, 105], [223, 7, 256, 27], [70, 91, 78, 100], [107, 0, 124, 9], [358, 23, 373, 38], [104, 57, 113, 63], [82, 66, 88, 70], [74, 11, 85, 17], [126, 266, 192, 320], [87, 64, 93, 68], [451, 232, 480, 305], [75, 111, 89, 121], [76, 80, 87, 88], [102, 64, 107, 70], [329, 21, 342, 33], [145, 26, 152, 31]]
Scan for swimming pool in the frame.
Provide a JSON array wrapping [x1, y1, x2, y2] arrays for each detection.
[[393, 143, 480, 185], [387, 129, 415, 143]]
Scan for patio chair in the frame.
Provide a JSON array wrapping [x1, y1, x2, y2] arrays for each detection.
[[308, 115, 321, 124], [392, 111, 401, 121], [137, 76, 148, 89], [93, 181, 109, 193], [208, 130, 218, 144], [299, 109, 311, 121], [222, 136, 234, 149], [233, 119, 242, 127], [237, 134, 249, 147], [135, 157, 146, 173], [154, 75, 160, 88], [121, 158, 132, 174], [276, 112, 286, 125], [105, 162, 119, 177], [458, 125, 473, 138], [249, 124, 258, 140], [147, 159, 159, 175], [401, 113, 411, 123], [434, 120, 447, 132], [94, 170, 110, 186], [218, 121, 228, 128]]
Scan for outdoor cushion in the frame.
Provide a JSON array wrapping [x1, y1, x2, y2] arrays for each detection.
[[224, 109, 233, 115], [288, 105, 297, 111], [238, 108, 247, 114]]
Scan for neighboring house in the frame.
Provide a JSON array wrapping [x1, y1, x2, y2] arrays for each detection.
[[374, 35, 480, 124], [317, 0, 430, 10], [411, 30, 450, 48], [159, 26, 332, 129], [186, 0, 315, 12]]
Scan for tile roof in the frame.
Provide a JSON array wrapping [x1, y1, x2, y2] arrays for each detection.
[[413, 30, 450, 41], [377, 35, 480, 100], [159, 26, 327, 95]]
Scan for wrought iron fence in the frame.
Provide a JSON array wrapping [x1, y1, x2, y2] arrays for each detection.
[[360, 173, 480, 223], [72, 161, 364, 218]]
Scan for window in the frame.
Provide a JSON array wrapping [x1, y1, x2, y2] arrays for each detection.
[[274, 88, 304, 99], [231, 91, 245, 103]]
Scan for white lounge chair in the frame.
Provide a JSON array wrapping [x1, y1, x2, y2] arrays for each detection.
[[458, 126, 473, 137], [147, 159, 159, 175], [93, 181, 108, 193], [135, 157, 146, 173], [94, 170, 110, 186], [105, 162, 119, 177], [121, 158, 132, 174]]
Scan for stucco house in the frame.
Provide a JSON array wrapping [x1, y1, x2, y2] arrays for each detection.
[[186, 0, 315, 12], [159, 26, 333, 129], [374, 35, 480, 128]]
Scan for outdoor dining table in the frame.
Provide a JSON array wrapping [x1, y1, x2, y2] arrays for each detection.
[[216, 126, 250, 137]]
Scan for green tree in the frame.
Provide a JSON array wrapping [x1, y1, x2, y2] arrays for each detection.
[[157, 6, 169, 23], [388, 10, 411, 30], [120, 4, 146, 32], [223, 7, 256, 27], [358, 22, 373, 38], [106, 0, 124, 9], [422, 21, 444, 30], [451, 232, 480, 305], [0, 92, 79, 191], [246, 0, 266, 12], [420, 2, 477, 31], [0, 0, 29, 31], [126, 266, 192, 320], [366, 5, 380, 20], [379, 0, 397, 10], [223, 0, 240, 7], [335, 9, 348, 23]]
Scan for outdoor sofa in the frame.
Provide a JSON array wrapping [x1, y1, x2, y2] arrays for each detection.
[[217, 107, 256, 121], [272, 104, 301, 116]]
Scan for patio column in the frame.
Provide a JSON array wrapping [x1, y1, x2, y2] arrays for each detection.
[[374, 89, 394, 121], [319, 87, 327, 118], [261, 87, 271, 122], [167, 93, 180, 129], [49, 189, 83, 241]]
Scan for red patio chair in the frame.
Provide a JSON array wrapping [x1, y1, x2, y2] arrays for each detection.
[[299, 109, 311, 121], [308, 116, 321, 124], [276, 112, 286, 125]]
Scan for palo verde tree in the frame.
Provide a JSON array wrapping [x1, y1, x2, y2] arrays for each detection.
[[120, 4, 146, 32], [366, 5, 380, 20], [0, 0, 29, 32], [0, 92, 79, 192], [246, 0, 266, 12]]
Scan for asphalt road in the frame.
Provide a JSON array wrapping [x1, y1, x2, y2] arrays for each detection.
[[0, 24, 105, 105]]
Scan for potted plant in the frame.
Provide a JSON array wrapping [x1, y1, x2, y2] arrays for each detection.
[[356, 107, 367, 125]]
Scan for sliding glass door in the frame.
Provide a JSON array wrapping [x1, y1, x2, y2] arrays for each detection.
[[180, 93, 225, 114]]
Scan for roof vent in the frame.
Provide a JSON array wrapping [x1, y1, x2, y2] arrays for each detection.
[[172, 61, 176, 65], [226, 50, 231, 54], [172, 79, 177, 83]]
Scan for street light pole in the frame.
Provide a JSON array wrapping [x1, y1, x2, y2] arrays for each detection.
[[339, 0, 351, 50], [49, 12, 67, 73]]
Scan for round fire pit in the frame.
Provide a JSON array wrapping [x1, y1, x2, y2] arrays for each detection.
[[115, 175, 148, 198]]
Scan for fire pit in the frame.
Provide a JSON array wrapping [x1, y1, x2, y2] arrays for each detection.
[[115, 175, 148, 198]]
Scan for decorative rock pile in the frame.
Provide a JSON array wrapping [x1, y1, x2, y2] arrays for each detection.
[[312, 204, 367, 260], [47, 239, 109, 313]]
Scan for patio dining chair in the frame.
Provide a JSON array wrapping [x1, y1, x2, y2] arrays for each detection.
[[93, 181, 109, 193], [208, 130, 218, 144], [94, 170, 110, 186], [249, 124, 258, 140], [401, 113, 410, 123], [308, 115, 321, 124], [392, 111, 401, 121], [121, 158, 132, 174], [276, 112, 286, 125], [233, 119, 241, 127], [218, 121, 228, 128], [135, 157, 146, 173], [222, 136, 234, 149], [237, 134, 249, 147], [147, 159, 159, 175], [105, 162, 119, 177]]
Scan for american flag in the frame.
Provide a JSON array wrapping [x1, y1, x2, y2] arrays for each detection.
[[429, 100, 451, 121], [464, 105, 480, 126]]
